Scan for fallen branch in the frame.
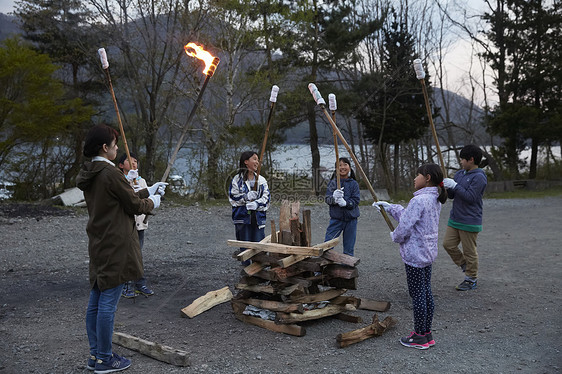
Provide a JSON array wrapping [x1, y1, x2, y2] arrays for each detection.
[[112, 332, 189, 366], [336, 314, 397, 348]]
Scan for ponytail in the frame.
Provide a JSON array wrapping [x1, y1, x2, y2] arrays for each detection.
[[417, 163, 447, 204]]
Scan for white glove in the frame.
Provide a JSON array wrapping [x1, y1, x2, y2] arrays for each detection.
[[246, 201, 258, 211], [389, 231, 394, 240], [372, 201, 391, 211], [148, 194, 161, 209], [148, 182, 168, 196], [332, 188, 344, 199], [156, 184, 167, 197], [133, 184, 143, 193], [336, 197, 347, 207], [443, 178, 458, 189], [246, 190, 259, 201], [126, 169, 138, 181]]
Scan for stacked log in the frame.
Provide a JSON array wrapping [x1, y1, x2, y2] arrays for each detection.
[[228, 201, 362, 336]]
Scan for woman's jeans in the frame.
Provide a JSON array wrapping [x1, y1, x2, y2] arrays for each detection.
[[86, 282, 124, 362]]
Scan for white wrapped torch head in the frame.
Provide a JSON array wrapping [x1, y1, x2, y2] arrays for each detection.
[[98, 48, 109, 69], [308, 83, 326, 106], [269, 85, 280, 103], [328, 93, 337, 111], [413, 58, 425, 80]]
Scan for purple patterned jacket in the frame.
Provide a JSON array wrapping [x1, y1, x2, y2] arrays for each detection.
[[386, 187, 442, 268]]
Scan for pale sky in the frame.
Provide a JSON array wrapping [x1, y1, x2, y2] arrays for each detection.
[[0, 0, 16, 14]]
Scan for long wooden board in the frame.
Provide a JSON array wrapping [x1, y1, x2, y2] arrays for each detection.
[[228, 240, 323, 256], [112, 332, 189, 366], [275, 304, 356, 324]]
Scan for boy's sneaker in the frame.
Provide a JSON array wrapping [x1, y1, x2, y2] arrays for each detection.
[[400, 331, 429, 349], [94, 353, 131, 373], [424, 332, 435, 347], [456, 279, 477, 291], [121, 282, 137, 298], [135, 285, 154, 296], [86, 355, 96, 370]]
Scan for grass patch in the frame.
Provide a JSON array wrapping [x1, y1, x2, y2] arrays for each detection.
[[485, 186, 562, 199]]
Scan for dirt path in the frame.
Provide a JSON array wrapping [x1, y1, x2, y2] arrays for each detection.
[[0, 195, 560, 373]]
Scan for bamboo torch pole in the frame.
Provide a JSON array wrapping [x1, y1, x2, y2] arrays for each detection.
[[98, 48, 134, 170], [328, 93, 341, 190], [413, 59, 447, 176], [308, 84, 395, 231], [160, 45, 220, 183], [254, 85, 280, 191]]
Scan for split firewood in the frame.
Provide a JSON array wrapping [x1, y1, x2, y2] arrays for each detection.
[[232, 301, 305, 336], [180, 286, 233, 318], [324, 264, 359, 279], [336, 314, 398, 348], [228, 240, 324, 256], [286, 288, 347, 303], [112, 332, 189, 366], [237, 298, 304, 313], [277, 237, 340, 268], [236, 282, 303, 296], [358, 298, 391, 312], [290, 218, 301, 246], [325, 277, 357, 290], [270, 220, 278, 243], [322, 250, 360, 267], [275, 303, 356, 324], [236, 234, 272, 262], [243, 262, 264, 276], [301, 209, 311, 247]]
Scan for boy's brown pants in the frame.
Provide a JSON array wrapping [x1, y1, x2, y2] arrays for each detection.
[[442, 226, 479, 279]]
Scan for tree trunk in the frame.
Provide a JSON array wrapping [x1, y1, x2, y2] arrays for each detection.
[[529, 137, 538, 179]]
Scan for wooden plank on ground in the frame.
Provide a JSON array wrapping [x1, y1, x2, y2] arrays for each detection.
[[180, 286, 233, 318], [227, 240, 323, 256], [358, 298, 391, 312], [336, 314, 397, 348], [112, 332, 189, 367]]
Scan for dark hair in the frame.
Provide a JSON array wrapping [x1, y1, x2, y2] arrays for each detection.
[[331, 157, 356, 180], [459, 144, 483, 166], [416, 163, 447, 204], [83, 124, 119, 158], [117, 153, 138, 172], [238, 151, 258, 180]]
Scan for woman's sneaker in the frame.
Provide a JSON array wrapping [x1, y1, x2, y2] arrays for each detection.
[[424, 332, 436, 347], [94, 353, 131, 373], [135, 285, 154, 296], [121, 282, 137, 298], [86, 355, 96, 370], [400, 331, 429, 349]]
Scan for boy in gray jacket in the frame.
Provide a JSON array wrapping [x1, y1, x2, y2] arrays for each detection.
[[442, 145, 488, 291]]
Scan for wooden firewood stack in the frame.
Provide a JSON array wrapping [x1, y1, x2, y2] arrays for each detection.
[[227, 201, 365, 337]]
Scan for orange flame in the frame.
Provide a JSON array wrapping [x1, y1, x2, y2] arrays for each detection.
[[184, 42, 219, 76]]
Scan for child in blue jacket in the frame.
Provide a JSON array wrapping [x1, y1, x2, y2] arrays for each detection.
[[324, 157, 361, 256], [229, 151, 270, 264], [442, 144, 488, 291]]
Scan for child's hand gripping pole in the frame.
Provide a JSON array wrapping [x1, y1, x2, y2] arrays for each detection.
[[308, 83, 395, 231]]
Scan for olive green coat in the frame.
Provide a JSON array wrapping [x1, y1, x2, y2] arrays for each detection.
[[76, 159, 154, 291]]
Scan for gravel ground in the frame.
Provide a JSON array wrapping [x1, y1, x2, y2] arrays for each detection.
[[0, 195, 561, 374]]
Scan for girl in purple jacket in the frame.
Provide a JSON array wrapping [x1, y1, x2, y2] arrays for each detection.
[[373, 163, 447, 350]]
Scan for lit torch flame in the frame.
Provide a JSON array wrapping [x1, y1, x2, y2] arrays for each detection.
[[184, 42, 220, 77]]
